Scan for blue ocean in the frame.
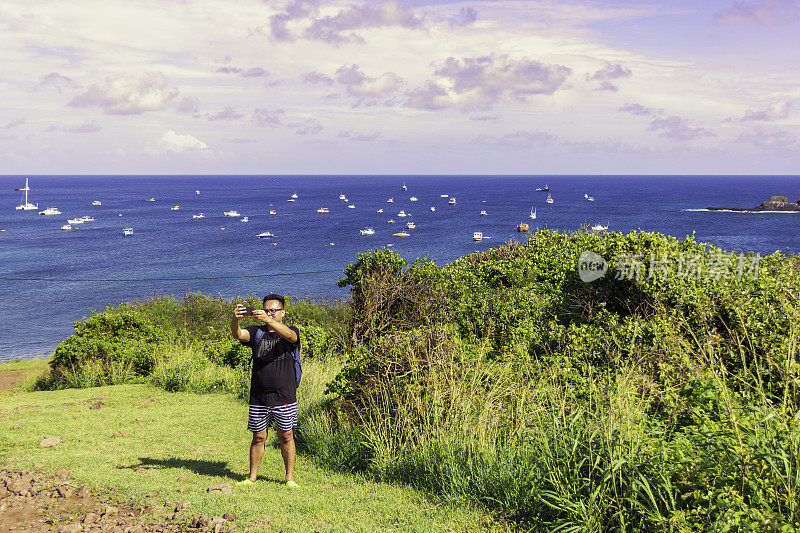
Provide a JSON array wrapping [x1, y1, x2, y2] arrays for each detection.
[[2, 174, 799, 361]]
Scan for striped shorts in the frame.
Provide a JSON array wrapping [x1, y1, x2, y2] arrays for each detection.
[[247, 402, 298, 433]]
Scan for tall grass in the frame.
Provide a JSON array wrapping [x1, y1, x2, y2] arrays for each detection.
[[148, 344, 250, 397]]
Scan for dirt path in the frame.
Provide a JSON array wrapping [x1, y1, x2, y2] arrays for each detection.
[[0, 469, 234, 532]]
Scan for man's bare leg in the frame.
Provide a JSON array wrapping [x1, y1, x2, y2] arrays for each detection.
[[248, 430, 267, 482], [276, 428, 295, 482]]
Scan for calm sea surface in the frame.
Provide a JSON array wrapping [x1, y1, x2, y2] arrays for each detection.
[[2, 174, 799, 361]]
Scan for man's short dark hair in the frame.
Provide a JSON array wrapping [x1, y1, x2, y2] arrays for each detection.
[[263, 293, 285, 307]]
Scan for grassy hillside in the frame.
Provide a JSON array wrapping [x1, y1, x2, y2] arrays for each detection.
[[21, 229, 800, 531]]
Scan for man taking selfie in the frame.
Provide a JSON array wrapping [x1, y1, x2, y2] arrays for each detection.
[[231, 293, 300, 487]]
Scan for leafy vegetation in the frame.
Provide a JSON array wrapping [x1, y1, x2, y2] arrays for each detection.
[[27, 229, 800, 530], [311, 230, 800, 530], [34, 292, 350, 396]]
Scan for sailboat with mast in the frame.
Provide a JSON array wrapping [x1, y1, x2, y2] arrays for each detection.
[[530, 207, 537, 219], [15, 178, 38, 210]]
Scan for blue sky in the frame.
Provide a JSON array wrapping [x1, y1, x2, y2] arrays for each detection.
[[1, 0, 798, 174]]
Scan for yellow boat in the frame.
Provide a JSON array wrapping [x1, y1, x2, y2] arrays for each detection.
[[392, 231, 410, 237]]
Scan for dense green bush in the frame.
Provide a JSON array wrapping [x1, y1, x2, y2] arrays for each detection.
[[310, 230, 800, 530], [37, 293, 349, 393]]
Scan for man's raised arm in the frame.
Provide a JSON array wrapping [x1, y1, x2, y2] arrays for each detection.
[[231, 305, 251, 342]]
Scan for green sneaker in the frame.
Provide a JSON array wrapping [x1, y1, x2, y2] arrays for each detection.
[[285, 480, 299, 488]]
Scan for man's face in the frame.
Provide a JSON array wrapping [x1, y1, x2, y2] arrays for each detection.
[[263, 299, 285, 323]]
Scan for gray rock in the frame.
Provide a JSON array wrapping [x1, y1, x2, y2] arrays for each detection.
[[7, 479, 31, 495], [207, 483, 232, 494], [102, 504, 119, 517], [39, 436, 63, 447], [83, 512, 98, 524], [175, 500, 191, 512]]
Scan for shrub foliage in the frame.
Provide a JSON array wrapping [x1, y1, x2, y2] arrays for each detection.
[[311, 230, 800, 530]]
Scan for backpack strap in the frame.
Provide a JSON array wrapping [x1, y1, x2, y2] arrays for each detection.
[[252, 326, 267, 356], [253, 326, 302, 388]]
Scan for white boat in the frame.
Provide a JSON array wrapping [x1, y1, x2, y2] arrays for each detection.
[[60, 224, 72, 231], [348, 204, 355, 209], [339, 194, 347, 200], [80, 216, 94, 222], [360, 227, 375, 235], [401, 183, 407, 190], [67, 218, 85, 224], [397, 210, 407, 217], [122, 227, 133, 236], [317, 207, 329, 213], [146, 197, 155, 202], [449, 197, 456, 205], [536, 185, 550, 192], [480, 210, 487, 216], [387, 198, 394, 203], [387, 219, 395, 223], [287, 198, 296, 202], [530, 207, 537, 220], [39, 207, 61, 215], [195, 190, 200, 195], [410, 196, 418, 202], [377, 208, 384, 213], [257, 231, 274, 239], [430, 206, 435, 211], [546, 194, 553, 204], [240, 217, 249, 222], [223, 210, 241, 217], [440, 194, 449, 198], [591, 224, 608, 232], [406, 222, 415, 229], [473, 232, 483, 241], [171, 205, 180, 211], [269, 209, 277, 215], [92, 200, 102, 206], [587, 196, 595, 202], [291, 192, 298, 199], [14, 178, 38, 211], [192, 213, 205, 219]]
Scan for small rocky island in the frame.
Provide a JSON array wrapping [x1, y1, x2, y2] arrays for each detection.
[[707, 196, 800, 212]]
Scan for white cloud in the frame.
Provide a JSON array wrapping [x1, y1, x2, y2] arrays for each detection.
[[335, 65, 404, 97], [407, 54, 572, 111], [338, 130, 382, 141], [252, 108, 285, 127], [475, 130, 556, 147], [3, 118, 26, 129], [294, 118, 323, 135], [736, 125, 796, 146], [69, 73, 179, 115], [36, 72, 80, 93], [714, 0, 799, 26], [270, 0, 422, 44], [648, 116, 714, 141], [159, 130, 209, 153], [737, 100, 792, 121], [207, 107, 244, 121]]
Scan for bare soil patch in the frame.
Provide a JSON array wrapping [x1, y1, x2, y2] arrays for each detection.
[[0, 469, 235, 532]]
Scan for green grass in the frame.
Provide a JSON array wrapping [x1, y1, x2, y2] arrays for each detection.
[[0, 360, 503, 532]]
